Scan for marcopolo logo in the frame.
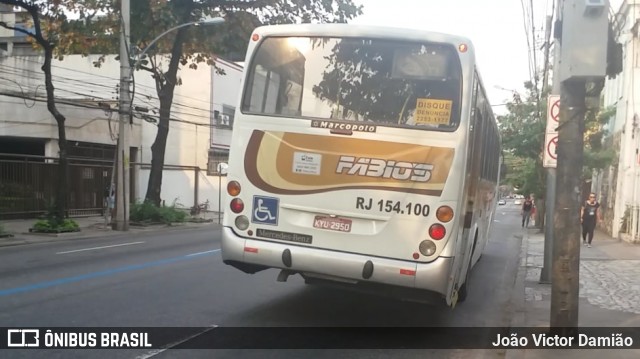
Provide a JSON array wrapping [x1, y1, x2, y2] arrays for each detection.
[[7, 329, 40, 347], [311, 120, 377, 133], [335, 156, 434, 182]]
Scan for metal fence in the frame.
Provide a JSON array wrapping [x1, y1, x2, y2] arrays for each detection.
[[0, 154, 117, 219]]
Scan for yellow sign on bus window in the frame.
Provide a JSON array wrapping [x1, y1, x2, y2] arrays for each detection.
[[415, 98, 452, 125]]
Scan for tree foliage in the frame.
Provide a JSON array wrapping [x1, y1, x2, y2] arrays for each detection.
[[32, 0, 363, 206], [497, 82, 546, 198], [498, 80, 616, 198]]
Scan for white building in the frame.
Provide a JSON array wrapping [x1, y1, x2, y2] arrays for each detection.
[[0, 6, 242, 218], [600, 0, 640, 242]]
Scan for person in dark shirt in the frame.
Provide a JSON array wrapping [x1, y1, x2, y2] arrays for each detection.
[[521, 196, 534, 228], [580, 192, 602, 248]]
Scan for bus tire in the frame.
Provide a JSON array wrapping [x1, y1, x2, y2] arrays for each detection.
[[458, 231, 479, 302], [457, 256, 472, 302]]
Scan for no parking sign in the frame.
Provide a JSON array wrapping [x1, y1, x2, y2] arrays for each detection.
[[543, 95, 559, 168]]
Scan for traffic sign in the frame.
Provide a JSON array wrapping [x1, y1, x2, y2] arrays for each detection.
[[546, 95, 560, 133], [543, 132, 557, 168]]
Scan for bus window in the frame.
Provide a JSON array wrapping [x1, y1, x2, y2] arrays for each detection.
[[242, 36, 463, 131], [243, 38, 305, 116]]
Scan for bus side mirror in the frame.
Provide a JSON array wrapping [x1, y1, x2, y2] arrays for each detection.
[[500, 163, 507, 179]]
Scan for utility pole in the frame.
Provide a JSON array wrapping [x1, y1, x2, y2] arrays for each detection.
[[540, 3, 561, 284], [550, 0, 609, 335], [550, 78, 584, 334], [115, 0, 131, 231]]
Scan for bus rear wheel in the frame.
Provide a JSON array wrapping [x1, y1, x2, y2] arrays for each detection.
[[458, 232, 478, 302], [458, 277, 469, 302]]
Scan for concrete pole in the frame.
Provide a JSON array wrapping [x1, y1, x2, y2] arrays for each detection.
[[115, 0, 131, 231], [550, 78, 585, 333]]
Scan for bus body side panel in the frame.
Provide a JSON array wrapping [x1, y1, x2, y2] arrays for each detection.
[[441, 68, 501, 306], [438, 57, 478, 306]]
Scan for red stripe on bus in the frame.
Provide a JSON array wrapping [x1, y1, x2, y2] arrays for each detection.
[[400, 269, 416, 276]]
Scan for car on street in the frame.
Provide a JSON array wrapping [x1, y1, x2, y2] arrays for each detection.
[[498, 199, 506, 205], [514, 199, 522, 205]]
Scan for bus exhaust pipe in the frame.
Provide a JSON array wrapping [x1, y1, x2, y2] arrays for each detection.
[[277, 269, 295, 282]]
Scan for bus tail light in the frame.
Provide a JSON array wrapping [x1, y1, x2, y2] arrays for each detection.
[[429, 224, 446, 240], [230, 198, 244, 213], [235, 215, 249, 230], [436, 206, 454, 223], [227, 181, 241, 196], [419, 240, 437, 256]]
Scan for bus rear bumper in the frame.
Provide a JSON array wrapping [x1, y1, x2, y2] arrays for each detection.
[[221, 227, 453, 298]]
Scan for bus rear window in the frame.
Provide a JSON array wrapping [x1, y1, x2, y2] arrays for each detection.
[[241, 36, 463, 131]]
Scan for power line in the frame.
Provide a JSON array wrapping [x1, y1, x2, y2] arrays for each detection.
[[0, 91, 218, 128], [0, 63, 227, 120], [12, 55, 223, 106]]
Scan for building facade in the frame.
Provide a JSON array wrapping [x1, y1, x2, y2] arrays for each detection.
[[0, 6, 242, 218], [599, 0, 640, 242]]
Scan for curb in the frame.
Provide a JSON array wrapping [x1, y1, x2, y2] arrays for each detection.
[[0, 222, 221, 248], [505, 230, 529, 359]]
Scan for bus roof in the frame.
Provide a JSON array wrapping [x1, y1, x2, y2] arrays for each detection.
[[251, 23, 475, 52]]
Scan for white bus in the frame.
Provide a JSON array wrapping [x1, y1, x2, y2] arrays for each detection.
[[221, 24, 503, 307]]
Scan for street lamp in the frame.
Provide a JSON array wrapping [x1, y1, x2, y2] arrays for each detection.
[[494, 85, 522, 104], [134, 17, 226, 68], [113, 15, 225, 231]]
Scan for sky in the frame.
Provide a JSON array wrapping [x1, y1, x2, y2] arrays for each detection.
[[351, 0, 624, 116]]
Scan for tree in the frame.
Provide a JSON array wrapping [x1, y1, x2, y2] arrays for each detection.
[[498, 81, 616, 197], [497, 81, 546, 198], [47, 0, 363, 206], [0, 0, 70, 223], [583, 105, 616, 178]]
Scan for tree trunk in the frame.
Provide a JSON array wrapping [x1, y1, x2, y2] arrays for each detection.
[[0, 2, 69, 222], [144, 13, 191, 206], [43, 46, 69, 223]]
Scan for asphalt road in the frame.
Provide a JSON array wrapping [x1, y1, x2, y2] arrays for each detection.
[[0, 202, 524, 359]]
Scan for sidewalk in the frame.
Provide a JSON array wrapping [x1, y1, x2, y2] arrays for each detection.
[[0, 215, 221, 248], [507, 227, 640, 358]]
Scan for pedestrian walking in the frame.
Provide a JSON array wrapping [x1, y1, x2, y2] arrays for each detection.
[[521, 195, 534, 228], [581, 192, 602, 248], [104, 185, 115, 225]]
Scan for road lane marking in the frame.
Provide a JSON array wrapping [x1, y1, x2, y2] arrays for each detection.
[[134, 325, 218, 359], [56, 241, 145, 254], [0, 250, 221, 297], [187, 249, 220, 257]]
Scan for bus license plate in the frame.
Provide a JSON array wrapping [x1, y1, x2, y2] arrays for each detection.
[[313, 216, 352, 232]]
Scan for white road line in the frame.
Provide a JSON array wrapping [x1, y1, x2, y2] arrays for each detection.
[[56, 241, 145, 255], [186, 249, 221, 257], [134, 325, 218, 359]]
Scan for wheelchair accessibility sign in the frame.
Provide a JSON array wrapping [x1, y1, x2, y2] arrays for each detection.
[[252, 196, 279, 225]]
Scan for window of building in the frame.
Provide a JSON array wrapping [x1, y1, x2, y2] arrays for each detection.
[[213, 106, 236, 128], [207, 148, 229, 176]]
